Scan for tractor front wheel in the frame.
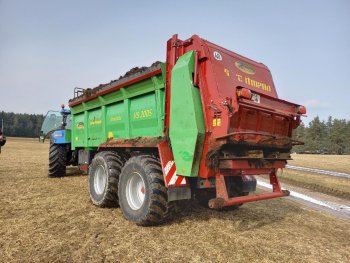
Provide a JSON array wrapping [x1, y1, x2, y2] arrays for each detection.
[[48, 144, 67, 177]]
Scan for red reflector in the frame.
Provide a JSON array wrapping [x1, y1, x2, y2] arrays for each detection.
[[297, 106, 306, 114], [237, 88, 252, 99], [54, 133, 62, 138]]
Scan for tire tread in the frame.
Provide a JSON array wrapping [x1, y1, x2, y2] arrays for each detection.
[[48, 144, 67, 177], [89, 151, 125, 207], [119, 155, 174, 226]]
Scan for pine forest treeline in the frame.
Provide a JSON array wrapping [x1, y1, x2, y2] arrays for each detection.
[[0, 112, 44, 138], [293, 116, 350, 155]]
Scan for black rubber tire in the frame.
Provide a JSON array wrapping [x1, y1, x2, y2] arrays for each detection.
[[49, 144, 67, 177], [118, 155, 171, 226], [88, 151, 123, 207]]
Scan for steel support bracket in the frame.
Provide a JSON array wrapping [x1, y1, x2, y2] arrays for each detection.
[[209, 169, 289, 209]]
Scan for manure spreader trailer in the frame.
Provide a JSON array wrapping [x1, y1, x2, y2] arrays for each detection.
[[46, 34, 306, 225]]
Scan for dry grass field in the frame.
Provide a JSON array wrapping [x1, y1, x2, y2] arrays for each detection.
[[278, 169, 350, 200], [289, 154, 350, 174], [281, 154, 350, 200], [1, 138, 350, 263]]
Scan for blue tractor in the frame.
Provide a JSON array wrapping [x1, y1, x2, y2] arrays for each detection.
[[40, 104, 76, 177]]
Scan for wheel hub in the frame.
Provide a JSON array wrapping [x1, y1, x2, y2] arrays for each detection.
[[94, 165, 107, 195], [125, 172, 145, 210]]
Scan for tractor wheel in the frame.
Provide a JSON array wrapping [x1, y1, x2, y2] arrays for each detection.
[[88, 151, 123, 207], [118, 155, 171, 226], [49, 144, 67, 177]]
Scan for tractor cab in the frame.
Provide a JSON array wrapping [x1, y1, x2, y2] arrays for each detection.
[[39, 105, 71, 143]]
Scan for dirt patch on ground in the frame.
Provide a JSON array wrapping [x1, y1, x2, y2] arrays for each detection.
[[1, 138, 350, 262]]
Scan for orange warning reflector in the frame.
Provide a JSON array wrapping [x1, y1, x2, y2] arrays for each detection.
[[297, 106, 306, 114], [237, 88, 252, 99]]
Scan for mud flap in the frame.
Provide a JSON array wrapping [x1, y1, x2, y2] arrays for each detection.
[[169, 51, 205, 177], [168, 187, 191, 202]]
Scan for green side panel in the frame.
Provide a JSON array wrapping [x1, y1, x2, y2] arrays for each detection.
[[72, 113, 85, 146], [70, 65, 166, 150], [130, 92, 160, 137], [106, 101, 126, 138], [169, 51, 205, 177], [87, 108, 103, 146]]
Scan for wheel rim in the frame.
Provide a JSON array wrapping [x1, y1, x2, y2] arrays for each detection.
[[125, 172, 145, 210], [94, 165, 107, 195]]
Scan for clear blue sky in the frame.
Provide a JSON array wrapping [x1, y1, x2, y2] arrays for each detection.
[[1, 0, 349, 123]]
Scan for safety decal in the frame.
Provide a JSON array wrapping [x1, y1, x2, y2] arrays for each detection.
[[213, 51, 222, 61], [164, 160, 187, 186], [212, 118, 221, 127], [224, 68, 230, 77], [235, 61, 256, 75]]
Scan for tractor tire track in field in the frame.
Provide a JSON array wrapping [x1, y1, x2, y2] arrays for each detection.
[[256, 178, 350, 222], [286, 165, 350, 179], [279, 176, 350, 201]]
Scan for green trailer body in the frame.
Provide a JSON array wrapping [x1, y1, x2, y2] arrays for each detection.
[[70, 64, 167, 150], [70, 56, 206, 178]]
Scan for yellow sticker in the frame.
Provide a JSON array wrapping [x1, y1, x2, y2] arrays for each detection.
[[90, 119, 102, 125], [224, 68, 230, 77], [108, 132, 114, 139], [213, 118, 221, 127], [110, 116, 122, 121], [76, 122, 84, 129]]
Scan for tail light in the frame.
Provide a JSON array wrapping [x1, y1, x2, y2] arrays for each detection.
[[237, 88, 252, 99], [297, 105, 306, 114]]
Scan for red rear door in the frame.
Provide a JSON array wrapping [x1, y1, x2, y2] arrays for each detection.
[[203, 40, 302, 147]]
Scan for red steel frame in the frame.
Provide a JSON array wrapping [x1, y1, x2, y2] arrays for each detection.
[[164, 34, 302, 207], [209, 170, 289, 209]]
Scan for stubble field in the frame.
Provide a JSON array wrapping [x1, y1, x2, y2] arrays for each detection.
[[279, 154, 350, 200], [289, 153, 350, 174], [0, 138, 349, 263]]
